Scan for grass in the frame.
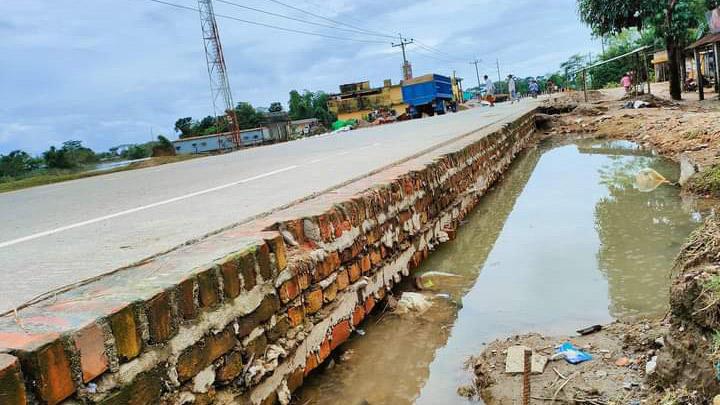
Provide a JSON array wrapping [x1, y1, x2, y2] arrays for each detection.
[[686, 165, 720, 198], [0, 155, 199, 194]]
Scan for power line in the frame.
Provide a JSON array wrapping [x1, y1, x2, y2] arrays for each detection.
[[259, 0, 395, 39], [215, 0, 394, 38], [414, 40, 467, 62], [145, 0, 388, 44]]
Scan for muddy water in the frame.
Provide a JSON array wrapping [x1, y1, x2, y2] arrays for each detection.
[[294, 140, 703, 405]]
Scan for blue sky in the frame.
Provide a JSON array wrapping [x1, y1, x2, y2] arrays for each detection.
[[0, 0, 601, 154]]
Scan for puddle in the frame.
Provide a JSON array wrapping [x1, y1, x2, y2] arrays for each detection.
[[294, 139, 704, 405]]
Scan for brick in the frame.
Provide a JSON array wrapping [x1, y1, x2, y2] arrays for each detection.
[[336, 268, 349, 291], [243, 331, 267, 360], [177, 278, 197, 321], [264, 234, 287, 271], [97, 367, 163, 405], [369, 248, 382, 266], [364, 296, 376, 315], [255, 243, 273, 280], [215, 351, 243, 383], [330, 320, 351, 350], [313, 258, 333, 283], [304, 288, 323, 314], [278, 276, 300, 304], [176, 327, 236, 382], [304, 354, 319, 376], [351, 306, 365, 326], [348, 263, 361, 283], [318, 338, 330, 362], [359, 255, 371, 274], [297, 271, 311, 291], [323, 280, 338, 303], [287, 367, 304, 393], [73, 323, 109, 383], [266, 315, 291, 342], [287, 305, 305, 327], [218, 256, 241, 300], [145, 291, 175, 344], [197, 267, 220, 308], [236, 256, 256, 293], [0, 354, 26, 405], [109, 306, 142, 362], [236, 294, 280, 338], [18, 338, 74, 405]]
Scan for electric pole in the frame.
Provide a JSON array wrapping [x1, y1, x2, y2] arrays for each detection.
[[197, 0, 241, 148], [496, 58, 501, 82], [392, 34, 414, 80], [470, 59, 482, 100]]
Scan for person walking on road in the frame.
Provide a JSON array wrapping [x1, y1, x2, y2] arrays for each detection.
[[508, 74, 519, 103], [484, 75, 496, 107]]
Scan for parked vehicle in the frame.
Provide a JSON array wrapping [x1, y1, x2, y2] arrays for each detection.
[[402, 74, 455, 118]]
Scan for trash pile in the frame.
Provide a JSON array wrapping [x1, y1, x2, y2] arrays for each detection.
[[458, 321, 669, 404]]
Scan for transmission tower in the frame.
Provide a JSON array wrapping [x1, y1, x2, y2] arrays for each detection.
[[197, 0, 241, 148]]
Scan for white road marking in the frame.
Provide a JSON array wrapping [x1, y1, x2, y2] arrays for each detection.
[[0, 165, 298, 249]]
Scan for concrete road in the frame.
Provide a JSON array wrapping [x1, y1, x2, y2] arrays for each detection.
[[0, 100, 540, 312]]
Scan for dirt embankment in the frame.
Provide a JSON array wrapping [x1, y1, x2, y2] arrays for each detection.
[[461, 91, 720, 404]]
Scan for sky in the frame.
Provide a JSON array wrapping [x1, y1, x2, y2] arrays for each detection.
[[0, 0, 602, 155]]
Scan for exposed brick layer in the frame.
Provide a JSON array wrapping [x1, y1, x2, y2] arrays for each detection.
[[0, 110, 536, 404]]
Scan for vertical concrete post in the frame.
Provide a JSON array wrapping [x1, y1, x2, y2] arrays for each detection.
[[695, 48, 704, 101], [582, 70, 588, 102], [713, 42, 720, 98], [522, 348, 532, 405]]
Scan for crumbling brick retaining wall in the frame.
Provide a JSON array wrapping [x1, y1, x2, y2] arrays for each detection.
[[0, 110, 536, 405]]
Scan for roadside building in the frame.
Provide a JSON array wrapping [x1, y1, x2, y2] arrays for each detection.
[[327, 80, 407, 121], [682, 6, 720, 100], [289, 118, 320, 137], [262, 111, 291, 143], [652, 51, 670, 82], [172, 127, 269, 154]]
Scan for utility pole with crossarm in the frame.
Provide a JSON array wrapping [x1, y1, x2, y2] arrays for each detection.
[[392, 34, 414, 80]]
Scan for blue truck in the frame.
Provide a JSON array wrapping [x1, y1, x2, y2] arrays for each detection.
[[401, 74, 456, 118]]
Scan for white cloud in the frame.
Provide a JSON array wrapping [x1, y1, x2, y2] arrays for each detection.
[[0, 0, 601, 154]]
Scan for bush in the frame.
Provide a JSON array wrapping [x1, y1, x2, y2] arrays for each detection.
[[0, 150, 42, 177]]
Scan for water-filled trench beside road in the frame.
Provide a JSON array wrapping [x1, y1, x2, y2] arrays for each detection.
[[295, 139, 704, 405]]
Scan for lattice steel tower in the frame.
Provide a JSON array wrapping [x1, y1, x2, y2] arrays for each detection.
[[198, 0, 241, 147]]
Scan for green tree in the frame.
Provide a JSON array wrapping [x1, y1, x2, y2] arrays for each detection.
[[288, 90, 336, 126], [235, 102, 264, 130], [174, 117, 194, 138], [0, 150, 42, 178], [43, 140, 98, 169], [269, 102, 283, 112], [578, 0, 717, 100]]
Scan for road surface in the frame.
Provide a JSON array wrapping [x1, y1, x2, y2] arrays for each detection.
[[0, 101, 539, 312]]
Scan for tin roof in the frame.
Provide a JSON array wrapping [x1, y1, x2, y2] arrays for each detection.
[[687, 32, 720, 50], [172, 127, 266, 143]]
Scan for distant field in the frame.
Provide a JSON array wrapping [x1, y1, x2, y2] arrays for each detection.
[[0, 155, 199, 193]]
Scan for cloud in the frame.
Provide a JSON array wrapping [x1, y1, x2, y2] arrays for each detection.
[[0, 0, 601, 155]]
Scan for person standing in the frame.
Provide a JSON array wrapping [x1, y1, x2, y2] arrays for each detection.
[[508, 74, 519, 103], [621, 72, 632, 93], [484, 75, 496, 107]]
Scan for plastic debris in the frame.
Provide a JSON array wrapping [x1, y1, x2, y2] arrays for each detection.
[[554, 342, 592, 364], [415, 271, 461, 290], [395, 292, 432, 314], [635, 168, 670, 192], [576, 324, 602, 336], [646, 355, 658, 375]]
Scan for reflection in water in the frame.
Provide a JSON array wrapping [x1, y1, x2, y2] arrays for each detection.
[[295, 140, 702, 405]]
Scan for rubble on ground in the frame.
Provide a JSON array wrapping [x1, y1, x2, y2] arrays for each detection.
[[459, 321, 667, 404]]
